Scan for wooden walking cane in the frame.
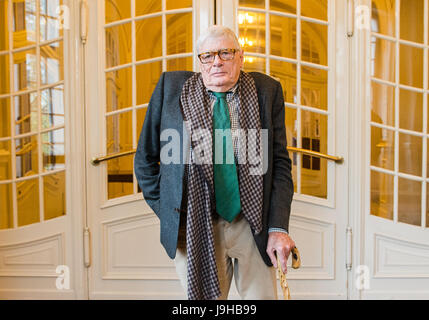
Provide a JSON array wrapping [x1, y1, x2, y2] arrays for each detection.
[[277, 247, 301, 300]]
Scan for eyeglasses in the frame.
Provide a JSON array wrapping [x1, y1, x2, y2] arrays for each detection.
[[198, 48, 239, 64]]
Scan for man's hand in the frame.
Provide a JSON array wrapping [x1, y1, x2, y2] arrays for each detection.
[[266, 232, 295, 274]]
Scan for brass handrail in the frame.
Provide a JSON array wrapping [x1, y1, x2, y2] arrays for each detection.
[[287, 146, 344, 164], [91, 147, 343, 165]]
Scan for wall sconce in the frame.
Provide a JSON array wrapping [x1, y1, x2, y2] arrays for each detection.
[[244, 57, 254, 63]]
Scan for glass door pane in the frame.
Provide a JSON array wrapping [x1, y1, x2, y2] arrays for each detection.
[[103, 0, 194, 200], [370, 0, 427, 228], [0, 0, 66, 229], [239, 0, 330, 200]]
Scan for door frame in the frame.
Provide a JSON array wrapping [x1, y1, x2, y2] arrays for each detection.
[[68, 0, 88, 300], [349, 0, 368, 300]]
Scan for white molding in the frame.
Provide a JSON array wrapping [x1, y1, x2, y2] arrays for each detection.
[[101, 214, 178, 280], [288, 213, 336, 280], [217, 0, 236, 30], [374, 233, 429, 278], [349, 0, 372, 300], [0, 233, 64, 277], [67, 0, 88, 300]]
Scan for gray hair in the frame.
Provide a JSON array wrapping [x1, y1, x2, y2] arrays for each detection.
[[196, 25, 241, 53]]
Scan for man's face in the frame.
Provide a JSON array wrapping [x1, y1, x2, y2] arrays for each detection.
[[198, 37, 244, 92]]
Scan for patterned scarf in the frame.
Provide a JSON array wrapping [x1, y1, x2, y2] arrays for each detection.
[[179, 71, 263, 300]]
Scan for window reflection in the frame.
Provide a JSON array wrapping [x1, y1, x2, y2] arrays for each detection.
[[301, 66, 327, 110], [41, 85, 64, 129], [239, 1, 329, 199], [370, 170, 394, 220], [399, 44, 423, 88], [301, 111, 327, 199], [14, 92, 38, 135], [242, 56, 265, 73], [42, 128, 65, 171], [41, 41, 64, 85], [136, 61, 162, 105], [106, 111, 132, 155], [301, 0, 327, 21], [399, 0, 423, 44], [17, 177, 40, 226], [107, 154, 134, 199], [301, 21, 327, 66], [371, 0, 395, 37], [399, 89, 422, 132], [135, 16, 162, 61], [270, 60, 296, 104], [2, 0, 66, 228], [13, 49, 37, 92], [166, 13, 193, 55], [371, 81, 395, 127], [13, 0, 37, 48], [270, 15, 296, 59], [44, 171, 66, 220], [105, 0, 130, 24], [0, 183, 13, 229], [166, 0, 192, 10], [16, 135, 38, 178], [270, 0, 296, 14], [0, 140, 11, 181], [238, 11, 265, 54], [0, 0, 8, 51], [371, 37, 395, 81], [0, 97, 11, 138], [105, 23, 131, 68], [106, 111, 133, 199], [105, 3, 194, 200], [167, 57, 193, 71], [398, 133, 422, 177], [370, 0, 427, 228], [239, 0, 265, 9], [371, 126, 395, 171], [135, 0, 161, 16], [398, 178, 422, 226], [40, 0, 63, 41], [106, 67, 132, 112], [0, 54, 9, 94]]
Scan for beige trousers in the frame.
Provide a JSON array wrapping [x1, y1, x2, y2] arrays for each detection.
[[174, 213, 278, 300]]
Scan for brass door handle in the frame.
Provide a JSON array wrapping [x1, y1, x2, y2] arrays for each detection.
[[91, 147, 344, 165], [90, 150, 136, 165], [287, 146, 344, 164]]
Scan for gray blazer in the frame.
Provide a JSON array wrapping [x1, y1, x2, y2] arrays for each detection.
[[134, 71, 294, 266]]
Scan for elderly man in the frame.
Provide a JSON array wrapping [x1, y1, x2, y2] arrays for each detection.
[[134, 25, 294, 300]]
